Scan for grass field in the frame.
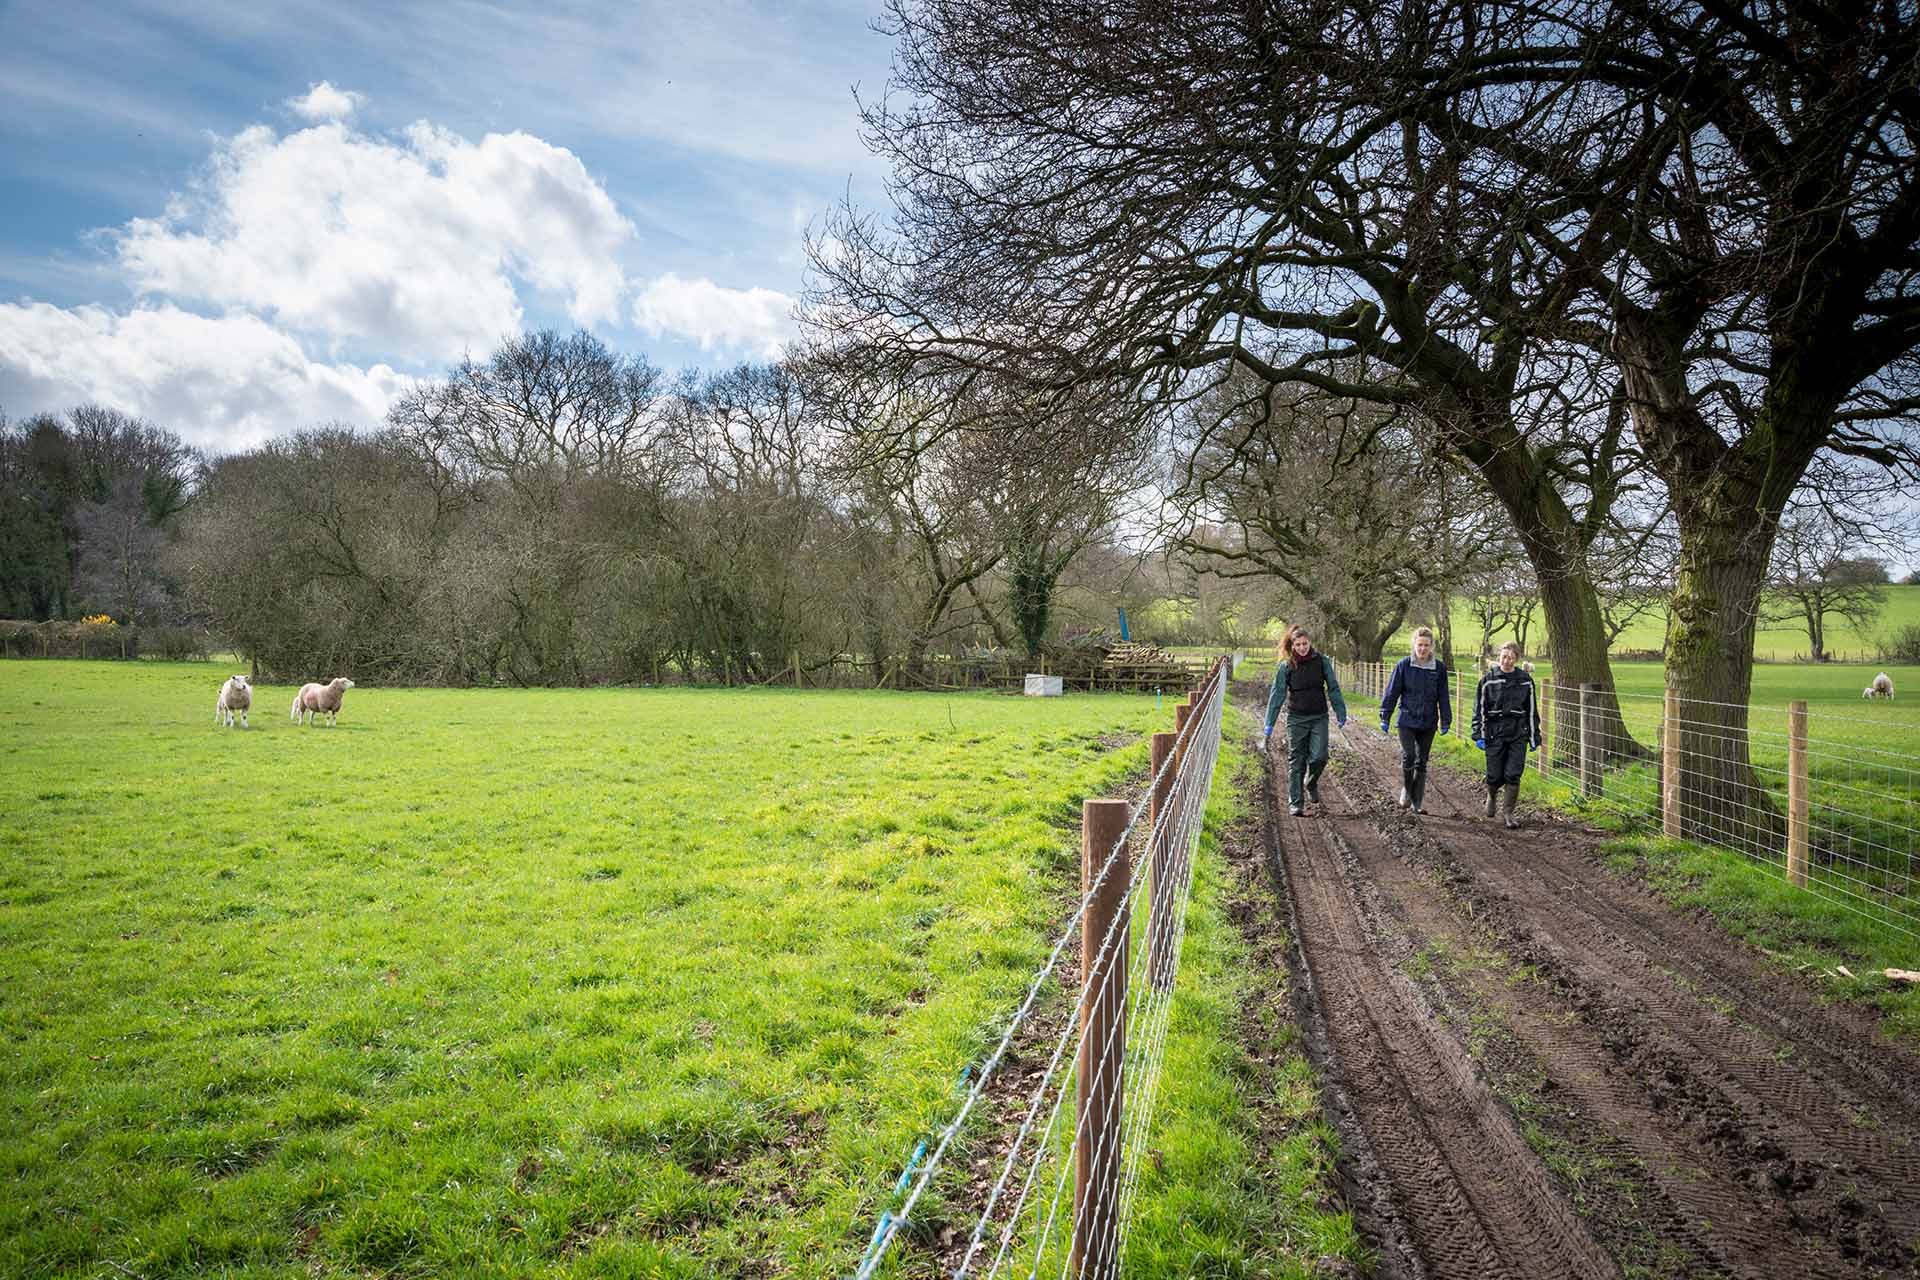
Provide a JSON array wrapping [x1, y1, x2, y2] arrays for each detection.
[[0, 661, 1353, 1278], [1395, 583, 1920, 664]]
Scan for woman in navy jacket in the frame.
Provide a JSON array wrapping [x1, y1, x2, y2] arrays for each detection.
[[1378, 626, 1451, 814]]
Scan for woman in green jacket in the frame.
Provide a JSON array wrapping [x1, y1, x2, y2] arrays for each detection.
[[1263, 628, 1349, 817]]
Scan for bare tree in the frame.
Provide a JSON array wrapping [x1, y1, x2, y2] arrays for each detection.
[[1764, 508, 1896, 663], [804, 0, 1658, 761], [826, 390, 1011, 674], [73, 474, 175, 627], [1463, 560, 1541, 668], [1169, 372, 1499, 662], [1588, 513, 1679, 652], [387, 329, 670, 507]]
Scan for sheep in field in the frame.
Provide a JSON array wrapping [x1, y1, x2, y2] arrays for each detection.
[[1864, 671, 1896, 700], [214, 674, 251, 728], [292, 677, 356, 726]]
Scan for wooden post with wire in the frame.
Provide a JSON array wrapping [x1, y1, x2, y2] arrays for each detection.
[[1075, 798, 1130, 1280], [1147, 731, 1178, 993], [1662, 685, 1682, 837], [1580, 683, 1602, 799], [1787, 700, 1810, 888], [1538, 677, 1552, 778]]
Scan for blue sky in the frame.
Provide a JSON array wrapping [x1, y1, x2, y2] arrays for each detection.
[[0, 0, 894, 452]]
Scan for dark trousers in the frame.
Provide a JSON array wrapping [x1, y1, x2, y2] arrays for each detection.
[[1399, 725, 1435, 806], [1286, 713, 1329, 807], [1398, 726, 1436, 773], [1484, 735, 1528, 786]]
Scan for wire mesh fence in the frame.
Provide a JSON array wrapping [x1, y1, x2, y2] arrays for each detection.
[[1343, 660, 1920, 943], [852, 657, 1230, 1278]]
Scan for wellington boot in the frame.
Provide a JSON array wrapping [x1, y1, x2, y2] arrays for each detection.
[[1409, 771, 1427, 814], [1398, 767, 1413, 809], [1485, 784, 1499, 818], [1502, 782, 1521, 828]]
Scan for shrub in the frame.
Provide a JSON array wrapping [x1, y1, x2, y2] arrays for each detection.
[[1883, 624, 1920, 664]]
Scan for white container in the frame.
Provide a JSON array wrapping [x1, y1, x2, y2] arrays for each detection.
[[1024, 674, 1064, 697]]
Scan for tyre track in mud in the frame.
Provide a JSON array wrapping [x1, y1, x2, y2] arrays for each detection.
[[1260, 738, 1617, 1278], [1248, 683, 1920, 1279]]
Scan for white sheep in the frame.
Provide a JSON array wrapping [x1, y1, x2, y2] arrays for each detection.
[[292, 677, 356, 726], [214, 674, 251, 728], [1864, 671, 1895, 700]]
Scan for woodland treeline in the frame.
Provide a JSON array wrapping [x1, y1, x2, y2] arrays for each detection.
[[2, 337, 1217, 685]]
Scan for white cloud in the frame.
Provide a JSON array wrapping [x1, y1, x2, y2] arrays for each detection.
[[287, 81, 364, 122], [114, 119, 634, 361], [0, 301, 406, 452], [632, 273, 793, 359]]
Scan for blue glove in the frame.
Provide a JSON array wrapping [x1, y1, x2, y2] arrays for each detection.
[[1262, 727, 1272, 746], [1439, 725, 1450, 737], [1379, 719, 1390, 736], [1474, 736, 1486, 750], [1337, 715, 1346, 729]]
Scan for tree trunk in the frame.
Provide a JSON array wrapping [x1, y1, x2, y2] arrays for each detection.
[[1664, 509, 1783, 850], [1472, 445, 1647, 770], [1614, 303, 1828, 850]]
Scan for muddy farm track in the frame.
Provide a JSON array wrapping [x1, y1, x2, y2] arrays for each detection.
[[1235, 682, 1920, 1279]]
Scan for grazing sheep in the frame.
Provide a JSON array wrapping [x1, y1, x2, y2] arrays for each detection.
[[292, 677, 356, 726], [1522, 661, 1535, 674], [214, 674, 251, 728], [1864, 671, 1896, 700]]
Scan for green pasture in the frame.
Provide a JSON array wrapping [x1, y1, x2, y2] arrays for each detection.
[[1386, 583, 1920, 664], [0, 661, 1352, 1278]]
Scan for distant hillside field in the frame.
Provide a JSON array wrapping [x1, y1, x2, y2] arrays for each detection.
[[1376, 584, 1920, 664]]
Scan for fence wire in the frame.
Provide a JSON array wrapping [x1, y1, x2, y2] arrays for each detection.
[[1344, 661, 1920, 943], [853, 661, 1229, 1279]]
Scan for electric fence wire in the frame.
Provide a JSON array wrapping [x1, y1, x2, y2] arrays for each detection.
[[966, 679, 1222, 1280], [984, 666, 1223, 1275], [851, 662, 1229, 1279], [963, 667, 1226, 1277]]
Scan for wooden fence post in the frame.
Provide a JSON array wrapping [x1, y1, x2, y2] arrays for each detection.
[[1538, 678, 1552, 778], [1147, 731, 1178, 992], [1075, 798, 1130, 1280], [1579, 683, 1602, 799], [1662, 685, 1682, 837], [1787, 700, 1809, 888]]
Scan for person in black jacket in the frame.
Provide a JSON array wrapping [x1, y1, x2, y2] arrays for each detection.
[[1263, 627, 1349, 816], [1472, 641, 1542, 828], [1379, 626, 1452, 814]]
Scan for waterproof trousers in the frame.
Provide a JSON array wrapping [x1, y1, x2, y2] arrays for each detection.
[[1484, 735, 1528, 786], [1287, 713, 1330, 808]]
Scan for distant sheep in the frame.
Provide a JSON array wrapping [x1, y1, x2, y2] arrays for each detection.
[[1864, 671, 1895, 700], [214, 674, 251, 728], [292, 677, 356, 726], [1523, 661, 1535, 674]]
